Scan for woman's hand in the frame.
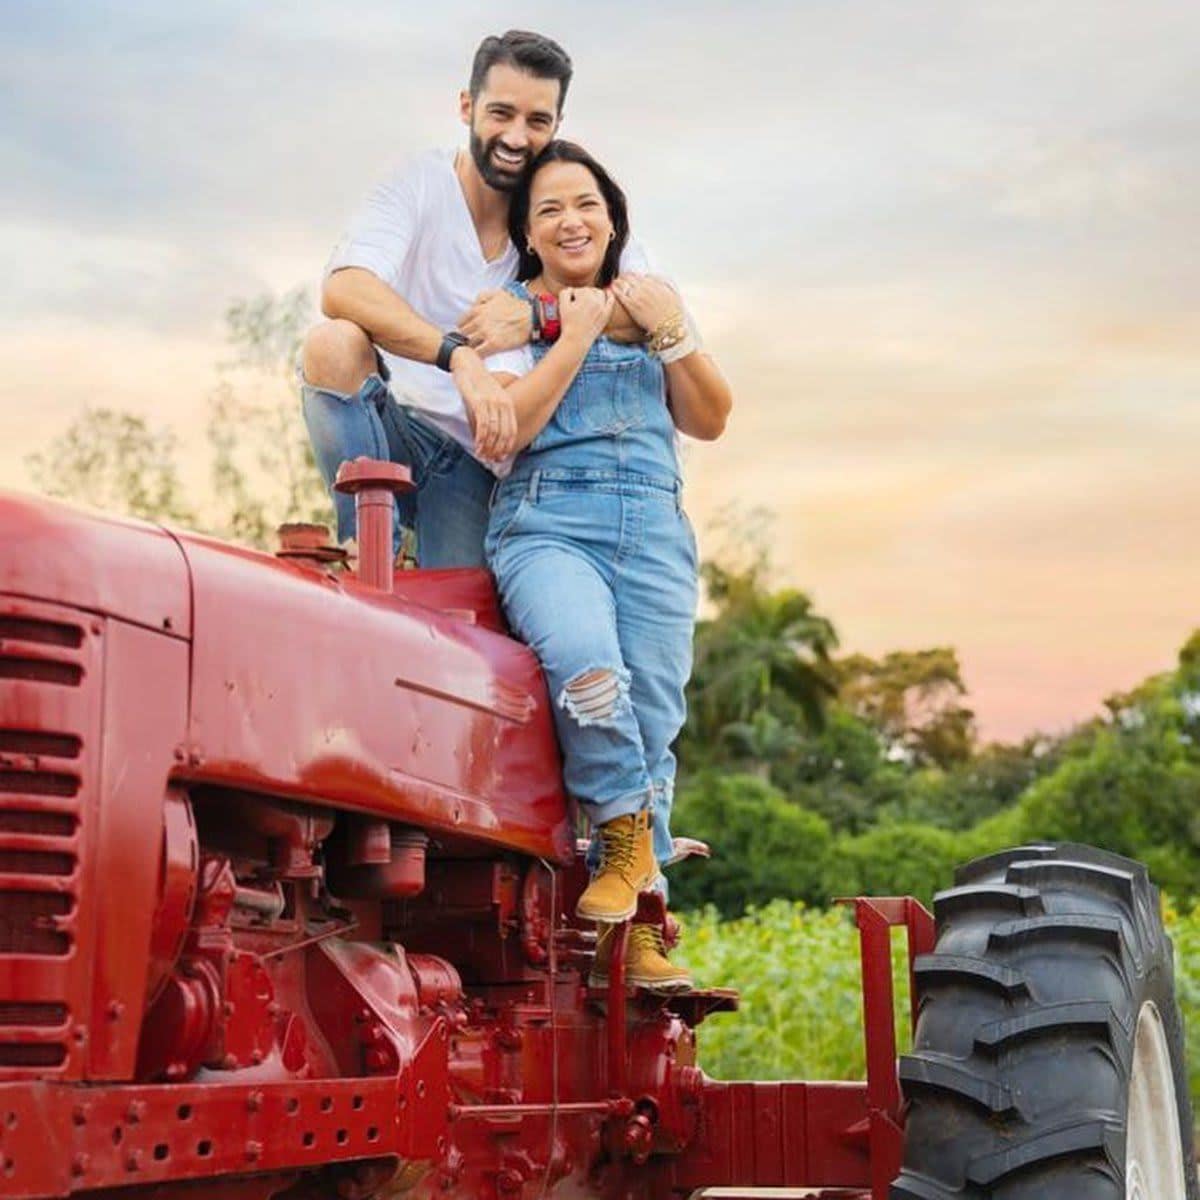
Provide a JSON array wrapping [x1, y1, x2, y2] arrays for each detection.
[[611, 273, 682, 334], [559, 286, 614, 347]]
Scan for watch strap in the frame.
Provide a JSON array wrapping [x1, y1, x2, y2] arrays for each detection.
[[436, 331, 470, 372]]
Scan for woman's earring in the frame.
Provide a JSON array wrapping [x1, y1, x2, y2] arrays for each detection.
[[526, 242, 535, 254], [608, 230, 616, 242]]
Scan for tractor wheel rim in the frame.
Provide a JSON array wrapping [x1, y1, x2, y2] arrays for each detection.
[[1126, 1000, 1187, 1200]]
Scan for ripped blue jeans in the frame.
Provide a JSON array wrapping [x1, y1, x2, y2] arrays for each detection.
[[486, 470, 698, 885]]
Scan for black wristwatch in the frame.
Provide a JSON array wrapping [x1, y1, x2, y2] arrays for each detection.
[[436, 330, 470, 372]]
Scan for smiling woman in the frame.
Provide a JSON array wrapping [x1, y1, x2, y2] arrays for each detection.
[[480, 140, 732, 991]]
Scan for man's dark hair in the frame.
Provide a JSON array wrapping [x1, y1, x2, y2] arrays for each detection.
[[469, 30, 573, 113], [509, 141, 630, 288]]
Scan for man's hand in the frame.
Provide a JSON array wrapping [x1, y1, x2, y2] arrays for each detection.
[[611, 274, 682, 335], [460, 290, 533, 356], [560, 286, 615, 347], [451, 348, 518, 462]]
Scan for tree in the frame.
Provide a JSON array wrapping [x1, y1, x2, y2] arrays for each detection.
[[205, 288, 331, 547], [28, 408, 196, 525], [683, 510, 839, 774], [25, 289, 331, 549], [670, 771, 833, 915], [835, 647, 976, 768]]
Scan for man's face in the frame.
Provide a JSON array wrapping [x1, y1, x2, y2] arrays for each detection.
[[461, 63, 561, 192]]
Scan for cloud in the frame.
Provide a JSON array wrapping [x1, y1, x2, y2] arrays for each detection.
[[4, 0, 1200, 740]]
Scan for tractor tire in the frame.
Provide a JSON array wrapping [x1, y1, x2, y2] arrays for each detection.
[[891, 842, 1198, 1200]]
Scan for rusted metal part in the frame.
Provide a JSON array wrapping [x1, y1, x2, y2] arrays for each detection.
[[333, 458, 413, 592], [449, 1099, 625, 1119], [275, 523, 349, 568]]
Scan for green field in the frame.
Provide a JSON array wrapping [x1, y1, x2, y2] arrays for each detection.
[[676, 899, 1200, 1114]]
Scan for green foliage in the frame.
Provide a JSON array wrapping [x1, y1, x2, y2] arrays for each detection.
[[682, 510, 839, 778], [823, 822, 963, 906], [1167, 900, 1200, 1111], [25, 290, 330, 550], [28, 408, 196, 525], [836, 647, 976, 768], [670, 772, 832, 916], [1016, 729, 1200, 900], [207, 288, 330, 548], [882, 740, 1056, 832], [783, 706, 908, 834], [673, 902, 883, 1081], [678, 898, 1200, 1120]]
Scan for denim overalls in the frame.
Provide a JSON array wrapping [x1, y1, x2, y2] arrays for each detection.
[[486, 292, 698, 878]]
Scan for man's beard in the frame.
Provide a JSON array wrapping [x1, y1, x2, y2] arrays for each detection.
[[469, 128, 531, 192]]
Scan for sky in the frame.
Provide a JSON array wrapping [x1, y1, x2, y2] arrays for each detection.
[[3, 0, 1198, 741]]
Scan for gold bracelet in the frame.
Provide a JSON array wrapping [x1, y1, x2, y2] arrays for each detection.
[[648, 312, 687, 356]]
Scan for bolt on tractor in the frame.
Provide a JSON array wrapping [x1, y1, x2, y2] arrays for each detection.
[[0, 462, 1194, 1200]]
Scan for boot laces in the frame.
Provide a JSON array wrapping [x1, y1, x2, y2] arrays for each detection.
[[629, 923, 667, 957], [598, 819, 638, 881]]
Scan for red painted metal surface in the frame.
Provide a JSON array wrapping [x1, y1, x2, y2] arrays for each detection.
[[0, 488, 932, 1200], [334, 458, 414, 592], [178, 528, 571, 863]]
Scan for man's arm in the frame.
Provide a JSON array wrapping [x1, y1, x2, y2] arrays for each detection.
[[488, 288, 614, 452], [323, 267, 442, 363], [461, 285, 641, 355], [323, 268, 517, 463]]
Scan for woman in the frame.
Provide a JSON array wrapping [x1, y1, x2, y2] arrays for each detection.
[[483, 141, 732, 991]]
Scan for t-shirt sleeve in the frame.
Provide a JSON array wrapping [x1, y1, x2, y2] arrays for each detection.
[[619, 236, 654, 274], [617, 236, 705, 350], [484, 346, 534, 378], [325, 161, 423, 289]]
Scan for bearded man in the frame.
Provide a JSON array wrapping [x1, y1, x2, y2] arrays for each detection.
[[301, 29, 650, 566]]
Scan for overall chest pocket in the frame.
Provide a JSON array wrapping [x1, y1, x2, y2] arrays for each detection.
[[555, 354, 659, 437]]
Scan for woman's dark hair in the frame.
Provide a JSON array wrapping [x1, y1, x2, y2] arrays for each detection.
[[508, 141, 630, 288], [470, 30, 573, 113]]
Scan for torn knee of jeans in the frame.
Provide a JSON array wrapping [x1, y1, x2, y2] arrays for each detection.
[[558, 667, 631, 727]]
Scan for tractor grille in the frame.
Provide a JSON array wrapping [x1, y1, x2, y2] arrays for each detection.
[[0, 604, 94, 1077]]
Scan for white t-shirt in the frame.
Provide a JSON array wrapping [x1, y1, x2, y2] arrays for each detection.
[[326, 147, 651, 462]]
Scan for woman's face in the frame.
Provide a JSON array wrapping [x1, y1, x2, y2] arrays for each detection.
[[525, 160, 613, 285]]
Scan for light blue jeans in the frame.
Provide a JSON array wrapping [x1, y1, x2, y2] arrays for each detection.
[[487, 471, 698, 887], [301, 373, 493, 568]]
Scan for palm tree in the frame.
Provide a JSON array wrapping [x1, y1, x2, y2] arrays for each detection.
[[685, 559, 839, 763]]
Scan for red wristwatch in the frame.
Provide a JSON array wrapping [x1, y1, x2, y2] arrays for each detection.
[[536, 292, 561, 342]]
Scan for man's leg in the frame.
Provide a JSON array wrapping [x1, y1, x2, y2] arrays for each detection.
[[299, 320, 413, 555], [376, 404, 493, 569]]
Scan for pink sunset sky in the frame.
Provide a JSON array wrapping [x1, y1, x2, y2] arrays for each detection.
[[2, 1, 1197, 742]]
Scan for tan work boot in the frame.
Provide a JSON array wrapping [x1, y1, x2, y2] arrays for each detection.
[[576, 810, 657, 922], [589, 922, 692, 993]]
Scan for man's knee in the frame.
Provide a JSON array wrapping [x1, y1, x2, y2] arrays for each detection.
[[301, 319, 377, 395]]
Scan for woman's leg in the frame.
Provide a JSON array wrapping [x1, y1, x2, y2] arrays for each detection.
[[494, 535, 659, 920], [497, 541, 652, 818], [611, 499, 699, 881]]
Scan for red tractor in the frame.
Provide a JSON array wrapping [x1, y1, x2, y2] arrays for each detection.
[[0, 466, 1194, 1200]]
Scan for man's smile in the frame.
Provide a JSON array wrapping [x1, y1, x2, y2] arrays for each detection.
[[491, 144, 528, 169]]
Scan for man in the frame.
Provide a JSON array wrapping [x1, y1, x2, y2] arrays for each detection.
[[301, 30, 688, 991], [302, 29, 648, 567]]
